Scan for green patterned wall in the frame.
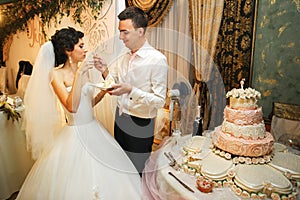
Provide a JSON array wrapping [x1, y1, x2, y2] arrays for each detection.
[[252, 0, 300, 118]]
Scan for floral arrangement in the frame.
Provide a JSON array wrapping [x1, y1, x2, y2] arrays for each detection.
[[226, 88, 261, 100], [0, 101, 21, 122], [0, 0, 106, 50]]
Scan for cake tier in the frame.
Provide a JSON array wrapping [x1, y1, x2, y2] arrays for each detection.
[[221, 120, 265, 140], [212, 127, 274, 157], [229, 97, 257, 109], [226, 87, 261, 109], [224, 106, 263, 125]]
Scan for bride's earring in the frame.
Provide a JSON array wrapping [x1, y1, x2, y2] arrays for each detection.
[[69, 56, 73, 64]]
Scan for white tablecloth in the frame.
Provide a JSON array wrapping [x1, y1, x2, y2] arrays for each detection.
[[0, 111, 34, 200]]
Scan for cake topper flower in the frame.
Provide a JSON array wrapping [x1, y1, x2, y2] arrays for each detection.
[[225, 85, 261, 100]]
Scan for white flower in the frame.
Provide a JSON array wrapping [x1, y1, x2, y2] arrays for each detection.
[[226, 91, 232, 98], [0, 101, 22, 122], [239, 92, 246, 99], [232, 89, 239, 98], [226, 87, 261, 99]]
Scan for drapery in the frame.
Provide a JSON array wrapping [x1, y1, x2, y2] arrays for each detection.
[[126, 0, 173, 27], [211, 0, 257, 128], [146, 0, 196, 137], [188, 0, 225, 130], [147, 0, 192, 84], [214, 0, 257, 91]]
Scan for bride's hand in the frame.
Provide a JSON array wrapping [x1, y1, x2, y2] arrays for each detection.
[[77, 60, 94, 75]]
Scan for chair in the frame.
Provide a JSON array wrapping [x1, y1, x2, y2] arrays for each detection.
[[14, 75, 31, 99], [16, 61, 32, 89], [270, 102, 300, 151]]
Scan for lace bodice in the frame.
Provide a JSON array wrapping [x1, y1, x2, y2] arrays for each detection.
[[64, 83, 95, 125]]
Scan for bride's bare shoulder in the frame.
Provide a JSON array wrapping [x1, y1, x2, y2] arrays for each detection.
[[51, 66, 65, 77], [50, 67, 66, 84]]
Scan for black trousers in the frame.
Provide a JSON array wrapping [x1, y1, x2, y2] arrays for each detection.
[[114, 108, 154, 176]]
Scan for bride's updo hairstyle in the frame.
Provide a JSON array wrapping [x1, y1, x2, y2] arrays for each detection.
[[51, 27, 84, 67]]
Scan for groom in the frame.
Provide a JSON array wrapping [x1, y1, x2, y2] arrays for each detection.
[[94, 6, 168, 176]]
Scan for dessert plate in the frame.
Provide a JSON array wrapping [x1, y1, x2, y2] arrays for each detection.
[[91, 75, 115, 90], [90, 83, 113, 90], [183, 136, 212, 153], [234, 164, 293, 194], [200, 153, 233, 180], [273, 142, 288, 153], [268, 151, 300, 180]]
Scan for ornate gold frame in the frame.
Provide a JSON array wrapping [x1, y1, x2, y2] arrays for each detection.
[[249, 0, 259, 86]]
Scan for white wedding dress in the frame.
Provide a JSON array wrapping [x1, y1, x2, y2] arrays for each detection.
[[17, 83, 142, 200]]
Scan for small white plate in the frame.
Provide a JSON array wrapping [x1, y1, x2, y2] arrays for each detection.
[[90, 83, 113, 90]]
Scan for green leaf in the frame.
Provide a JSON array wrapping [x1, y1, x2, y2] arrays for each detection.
[[0, 0, 106, 50]]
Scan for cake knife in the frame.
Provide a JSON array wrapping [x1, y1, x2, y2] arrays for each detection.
[[168, 171, 195, 193]]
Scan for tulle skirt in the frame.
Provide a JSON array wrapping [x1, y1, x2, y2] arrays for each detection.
[[16, 119, 142, 200]]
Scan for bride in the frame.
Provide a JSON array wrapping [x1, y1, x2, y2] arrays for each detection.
[[17, 27, 141, 199]]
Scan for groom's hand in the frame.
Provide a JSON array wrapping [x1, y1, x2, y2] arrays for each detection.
[[93, 54, 108, 78]]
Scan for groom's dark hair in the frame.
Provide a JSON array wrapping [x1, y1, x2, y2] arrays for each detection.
[[118, 6, 148, 33]]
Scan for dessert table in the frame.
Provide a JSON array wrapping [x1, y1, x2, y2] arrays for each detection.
[[143, 134, 239, 200], [143, 133, 300, 200], [0, 110, 34, 199]]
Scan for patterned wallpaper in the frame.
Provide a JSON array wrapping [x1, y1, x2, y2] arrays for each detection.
[[213, 0, 257, 128], [252, 0, 300, 118]]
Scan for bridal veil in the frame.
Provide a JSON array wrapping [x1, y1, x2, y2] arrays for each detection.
[[23, 41, 65, 160]]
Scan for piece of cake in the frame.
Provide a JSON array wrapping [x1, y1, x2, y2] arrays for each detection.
[[103, 75, 115, 88]]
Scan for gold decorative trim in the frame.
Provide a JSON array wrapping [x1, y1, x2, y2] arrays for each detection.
[[273, 102, 300, 121], [187, 0, 196, 40], [131, 0, 157, 11], [126, 0, 173, 27]]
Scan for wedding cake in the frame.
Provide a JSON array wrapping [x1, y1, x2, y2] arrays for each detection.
[[212, 83, 274, 157], [177, 82, 298, 199]]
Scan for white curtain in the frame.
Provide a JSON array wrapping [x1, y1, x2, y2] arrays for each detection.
[[147, 1, 197, 137], [147, 0, 192, 87]]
